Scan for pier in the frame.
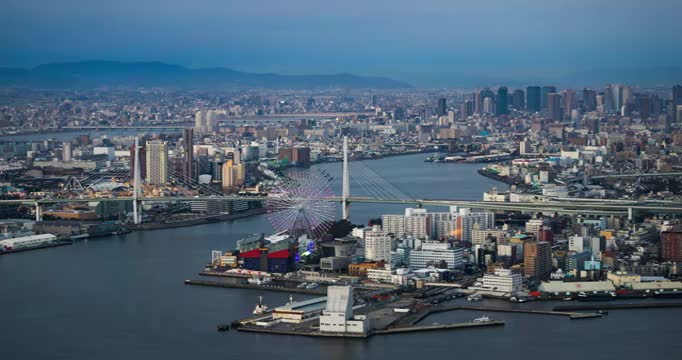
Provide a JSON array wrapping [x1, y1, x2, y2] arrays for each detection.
[[554, 302, 682, 311], [183, 279, 326, 295], [374, 320, 505, 335]]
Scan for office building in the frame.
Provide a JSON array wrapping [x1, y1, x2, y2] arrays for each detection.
[[547, 93, 562, 121], [483, 97, 494, 114], [145, 140, 168, 185], [527, 86, 541, 112], [582, 88, 597, 111], [673, 85, 682, 122], [437, 98, 447, 116], [524, 241, 552, 280], [409, 241, 463, 270], [182, 128, 194, 181], [511, 89, 525, 110], [130, 144, 146, 180], [563, 89, 576, 118], [496, 86, 509, 115], [541, 86, 557, 109]]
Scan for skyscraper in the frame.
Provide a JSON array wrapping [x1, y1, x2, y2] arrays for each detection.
[[562, 89, 576, 118], [62, 142, 72, 162], [130, 144, 146, 181], [496, 87, 509, 115], [194, 111, 206, 133], [526, 86, 541, 112], [638, 94, 652, 120], [182, 128, 194, 181], [461, 100, 473, 118], [547, 93, 562, 121], [582, 88, 597, 112], [474, 91, 483, 114], [145, 140, 168, 185], [673, 85, 682, 122], [437, 98, 447, 116], [541, 86, 557, 109], [511, 89, 525, 110], [483, 97, 494, 114]]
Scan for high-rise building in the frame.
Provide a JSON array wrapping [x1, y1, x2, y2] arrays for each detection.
[[194, 111, 206, 133], [562, 89, 576, 118], [365, 225, 393, 262], [638, 94, 652, 120], [496, 87, 509, 115], [130, 144, 146, 180], [547, 93, 562, 121], [206, 110, 218, 132], [182, 128, 194, 181], [483, 97, 494, 114], [673, 85, 682, 122], [511, 89, 525, 110], [541, 86, 556, 109], [437, 98, 447, 116], [145, 140, 168, 185], [461, 100, 473, 118], [527, 86, 541, 112], [474, 91, 482, 114], [62, 142, 72, 162], [661, 230, 682, 262], [582, 88, 597, 112], [524, 241, 552, 279]]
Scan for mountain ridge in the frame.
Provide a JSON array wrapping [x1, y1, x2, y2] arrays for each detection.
[[0, 60, 412, 89]]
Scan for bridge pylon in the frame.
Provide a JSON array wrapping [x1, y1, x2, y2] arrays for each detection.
[[342, 135, 350, 221]]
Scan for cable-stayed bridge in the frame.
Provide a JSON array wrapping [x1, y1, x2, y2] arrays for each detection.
[[3, 136, 681, 222]]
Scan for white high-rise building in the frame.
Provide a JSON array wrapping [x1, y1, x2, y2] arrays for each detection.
[[145, 140, 168, 185], [62, 142, 72, 162], [364, 225, 393, 262], [194, 111, 207, 134]]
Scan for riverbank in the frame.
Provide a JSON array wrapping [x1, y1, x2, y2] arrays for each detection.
[[0, 239, 72, 255], [126, 208, 266, 230]]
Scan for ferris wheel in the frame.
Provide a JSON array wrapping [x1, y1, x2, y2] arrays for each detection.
[[266, 170, 336, 239]]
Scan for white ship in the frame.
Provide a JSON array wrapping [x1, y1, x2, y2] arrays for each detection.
[[473, 315, 491, 323], [253, 296, 268, 315]]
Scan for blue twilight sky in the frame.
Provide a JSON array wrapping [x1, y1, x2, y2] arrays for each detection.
[[1, 0, 681, 87]]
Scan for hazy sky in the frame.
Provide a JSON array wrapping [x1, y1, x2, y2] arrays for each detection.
[[2, 0, 680, 86]]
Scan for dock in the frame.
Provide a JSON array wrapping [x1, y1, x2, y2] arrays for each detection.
[[183, 279, 326, 295], [554, 302, 682, 311], [374, 320, 504, 335]]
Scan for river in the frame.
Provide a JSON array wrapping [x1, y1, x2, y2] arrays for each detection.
[[1, 153, 680, 359]]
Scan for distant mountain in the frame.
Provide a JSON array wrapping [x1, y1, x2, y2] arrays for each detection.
[[0, 60, 412, 89]]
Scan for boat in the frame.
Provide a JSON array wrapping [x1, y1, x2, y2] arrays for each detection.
[[467, 294, 482, 301], [296, 282, 307, 289], [305, 282, 319, 289], [473, 315, 491, 323], [252, 296, 268, 315]]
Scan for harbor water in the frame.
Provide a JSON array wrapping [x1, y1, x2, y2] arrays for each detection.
[[1, 153, 680, 359]]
